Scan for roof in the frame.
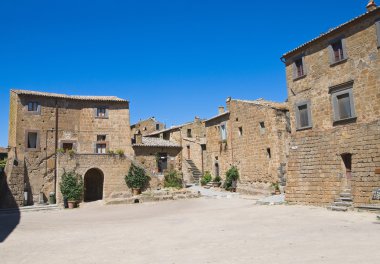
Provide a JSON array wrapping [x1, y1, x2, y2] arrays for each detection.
[[11, 89, 128, 102], [131, 117, 157, 128], [146, 122, 193, 136], [205, 111, 230, 123], [133, 137, 182, 148], [232, 99, 288, 111], [282, 7, 380, 59], [0, 147, 8, 154]]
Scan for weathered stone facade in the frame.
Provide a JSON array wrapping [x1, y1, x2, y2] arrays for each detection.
[[2, 90, 134, 208], [283, 8, 380, 206], [131, 117, 165, 137], [204, 99, 290, 191]]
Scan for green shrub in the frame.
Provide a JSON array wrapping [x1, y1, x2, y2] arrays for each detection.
[[201, 171, 212, 186], [115, 149, 125, 156], [0, 159, 6, 170], [60, 171, 83, 201], [214, 175, 222, 183], [125, 164, 150, 189], [164, 170, 183, 189], [223, 166, 239, 190], [56, 148, 65, 154]]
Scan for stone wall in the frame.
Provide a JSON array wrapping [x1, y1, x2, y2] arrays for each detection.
[[131, 118, 165, 137], [284, 11, 380, 205]]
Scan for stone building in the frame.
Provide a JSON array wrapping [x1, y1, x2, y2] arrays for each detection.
[[282, 3, 380, 206], [1, 89, 135, 208], [146, 117, 206, 184], [0, 147, 7, 161], [131, 117, 165, 137], [204, 98, 290, 193]]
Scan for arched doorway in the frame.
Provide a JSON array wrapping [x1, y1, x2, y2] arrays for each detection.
[[84, 168, 104, 202]]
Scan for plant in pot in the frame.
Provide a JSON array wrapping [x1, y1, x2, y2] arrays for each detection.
[[60, 171, 83, 209], [271, 182, 281, 195], [223, 166, 239, 192], [125, 164, 150, 196], [212, 175, 222, 187], [200, 171, 212, 186]]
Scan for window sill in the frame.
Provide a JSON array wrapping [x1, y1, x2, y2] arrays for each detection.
[[26, 148, 41, 152], [293, 74, 307, 82], [333, 116, 357, 126], [25, 111, 41, 116], [296, 126, 313, 132], [95, 117, 109, 119], [330, 58, 348, 67]]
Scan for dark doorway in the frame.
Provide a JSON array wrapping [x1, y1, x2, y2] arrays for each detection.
[[157, 153, 168, 174], [215, 162, 220, 177], [341, 153, 352, 189], [84, 168, 104, 202], [187, 146, 191, 160]]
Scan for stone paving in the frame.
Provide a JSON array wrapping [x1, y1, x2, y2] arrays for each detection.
[[1, 197, 380, 264]]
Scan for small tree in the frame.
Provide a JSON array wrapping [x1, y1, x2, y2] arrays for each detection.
[[60, 171, 83, 201], [164, 170, 183, 189], [125, 164, 150, 190], [223, 166, 239, 190], [201, 171, 213, 186]]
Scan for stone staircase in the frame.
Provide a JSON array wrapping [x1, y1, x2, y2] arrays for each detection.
[[185, 159, 202, 183], [328, 189, 353, 212]]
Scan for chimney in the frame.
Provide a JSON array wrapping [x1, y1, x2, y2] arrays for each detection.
[[194, 116, 200, 123], [135, 130, 143, 144], [218, 106, 225, 114], [367, 0, 377, 11]]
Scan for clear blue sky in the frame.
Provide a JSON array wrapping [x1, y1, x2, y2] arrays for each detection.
[[0, 0, 367, 146]]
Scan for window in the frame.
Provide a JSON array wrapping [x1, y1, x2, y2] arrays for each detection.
[[292, 57, 306, 80], [238, 127, 243, 136], [26, 131, 39, 150], [95, 107, 108, 118], [331, 86, 355, 122], [267, 148, 271, 159], [187, 129, 192, 138], [259, 122, 266, 134], [219, 124, 227, 141], [295, 101, 312, 130], [62, 143, 73, 151], [96, 144, 107, 154], [97, 135, 107, 142], [156, 124, 160, 130], [376, 20, 380, 48], [27, 102, 39, 112], [328, 39, 347, 65]]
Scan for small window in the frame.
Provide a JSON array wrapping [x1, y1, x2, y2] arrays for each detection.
[[96, 107, 108, 118], [62, 143, 73, 151], [97, 135, 107, 142], [238, 127, 243, 136], [156, 124, 160, 130], [295, 101, 312, 130], [27, 132, 38, 149], [267, 148, 271, 159], [376, 20, 380, 48], [187, 129, 192, 138], [220, 124, 227, 141], [96, 144, 107, 154], [27, 102, 40, 113], [328, 39, 347, 65], [259, 122, 266, 134], [293, 57, 306, 80], [331, 87, 355, 122]]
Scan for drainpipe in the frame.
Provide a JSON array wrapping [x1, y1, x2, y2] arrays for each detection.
[[54, 100, 59, 195]]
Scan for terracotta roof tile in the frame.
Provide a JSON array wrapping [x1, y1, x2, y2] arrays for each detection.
[[133, 137, 181, 148]]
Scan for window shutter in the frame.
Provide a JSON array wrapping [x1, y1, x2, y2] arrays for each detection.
[[105, 108, 109, 118], [93, 143, 97, 154], [376, 21, 380, 48], [341, 38, 348, 59], [37, 104, 41, 114], [348, 89, 356, 118], [328, 44, 334, 65], [307, 102, 312, 127], [302, 56, 307, 76], [93, 108, 98, 117], [332, 95, 339, 121], [292, 62, 297, 80]]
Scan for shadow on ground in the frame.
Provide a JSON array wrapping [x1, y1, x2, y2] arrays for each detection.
[[0, 173, 21, 243]]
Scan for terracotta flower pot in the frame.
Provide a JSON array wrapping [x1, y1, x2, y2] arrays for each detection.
[[132, 188, 141, 196], [68, 201, 76, 209], [211, 182, 222, 188]]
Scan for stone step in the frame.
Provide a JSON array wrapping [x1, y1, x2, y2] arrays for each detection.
[[332, 201, 352, 207], [340, 197, 353, 202], [327, 206, 348, 212], [340, 192, 352, 198], [0, 204, 61, 214]]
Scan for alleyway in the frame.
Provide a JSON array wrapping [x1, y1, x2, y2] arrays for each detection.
[[1, 198, 379, 264]]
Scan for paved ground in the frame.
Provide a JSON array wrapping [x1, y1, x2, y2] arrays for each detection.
[[1, 198, 380, 264]]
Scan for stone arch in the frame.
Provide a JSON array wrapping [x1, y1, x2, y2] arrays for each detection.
[[84, 168, 104, 202]]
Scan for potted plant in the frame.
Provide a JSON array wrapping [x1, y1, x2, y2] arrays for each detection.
[[271, 182, 281, 195], [125, 164, 150, 195], [211, 175, 222, 187], [224, 166, 239, 192], [59, 171, 83, 209], [200, 171, 212, 186]]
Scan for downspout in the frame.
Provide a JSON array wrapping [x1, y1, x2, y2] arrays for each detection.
[[54, 100, 59, 195]]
